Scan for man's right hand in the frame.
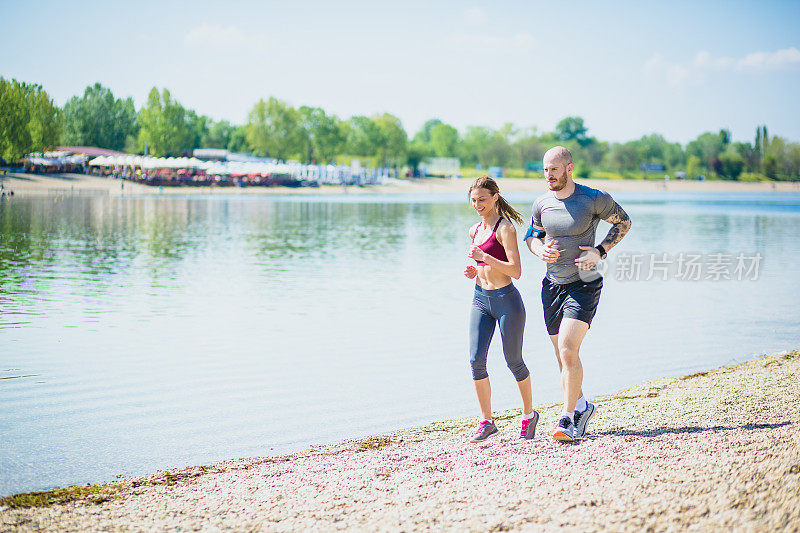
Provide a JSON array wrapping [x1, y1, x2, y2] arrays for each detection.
[[537, 240, 561, 263]]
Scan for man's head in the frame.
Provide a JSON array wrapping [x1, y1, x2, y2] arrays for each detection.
[[543, 146, 573, 192]]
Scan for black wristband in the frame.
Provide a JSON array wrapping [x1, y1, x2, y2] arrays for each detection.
[[595, 245, 607, 259]]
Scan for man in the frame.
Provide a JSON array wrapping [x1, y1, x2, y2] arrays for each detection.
[[525, 146, 631, 442]]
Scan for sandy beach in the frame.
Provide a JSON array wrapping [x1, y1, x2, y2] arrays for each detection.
[[1, 172, 799, 197], [2, 349, 798, 532]]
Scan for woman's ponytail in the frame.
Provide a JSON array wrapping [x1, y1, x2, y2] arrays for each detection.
[[496, 195, 524, 224]]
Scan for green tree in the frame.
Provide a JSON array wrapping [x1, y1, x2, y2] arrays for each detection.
[[606, 142, 639, 173], [459, 126, 493, 167], [686, 155, 702, 178], [482, 133, 514, 167], [245, 97, 304, 160], [409, 118, 458, 166], [407, 119, 442, 170], [227, 125, 249, 153], [123, 134, 139, 154], [406, 140, 430, 174], [372, 113, 407, 165], [633, 133, 683, 169], [763, 136, 800, 179], [573, 160, 592, 180], [513, 129, 548, 172], [662, 140, 685, 169], [298, 106, 346, 163], [200, 120, 236, 149], [686, 131, 728, 173], [61, 83, 137, 150], [755, 125, 763, 156], [555, 116, 592, 147], [731, 141, 760, 173], [137, 87, 195, 156], [0, 78, 60, 162], [345, 115, 381, 157], [412, 118, 444, 145], [187, 111, 209, 151], [458, 124, 516, 168], [762, 154, 778, 179], [571, 139, 609, 167], [27, 87, 60, 154], [718, 151, 744, 180], [0, 78, 32, 162], [787, 142, 800, 180], [429, 123, 459, 157]]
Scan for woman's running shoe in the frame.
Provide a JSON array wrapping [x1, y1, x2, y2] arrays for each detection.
[[470, 419, 498, 442], [520, 411, 540, 439], [552, 416, 577, 442]]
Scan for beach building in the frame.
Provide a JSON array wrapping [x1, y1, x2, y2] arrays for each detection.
[[419, 157, 460, 178]]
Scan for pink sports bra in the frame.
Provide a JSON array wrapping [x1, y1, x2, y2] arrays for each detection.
[[472, 218, 508, 266]]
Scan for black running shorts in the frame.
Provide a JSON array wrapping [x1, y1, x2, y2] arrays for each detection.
[[541, 276, 603, 335]]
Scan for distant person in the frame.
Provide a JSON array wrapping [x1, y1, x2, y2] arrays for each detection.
[[464, 176, 539, 442], [525, 146, 631, 442]]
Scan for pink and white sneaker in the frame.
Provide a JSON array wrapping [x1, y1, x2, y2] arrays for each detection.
[[520, 411, 540, 439], [470, 419, 498, 442]]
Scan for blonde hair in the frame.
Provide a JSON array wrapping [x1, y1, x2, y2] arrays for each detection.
[[468, 176, 524, 224]]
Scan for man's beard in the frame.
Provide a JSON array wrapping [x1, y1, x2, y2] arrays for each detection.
[[548, 170, 568, 191]]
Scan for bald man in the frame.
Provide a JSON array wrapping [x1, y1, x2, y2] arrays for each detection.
[[525, 146, 631, 442]]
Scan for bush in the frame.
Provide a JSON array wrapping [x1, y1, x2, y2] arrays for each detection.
[[573, 161, 592, 180], [718, 151, 744, 180]]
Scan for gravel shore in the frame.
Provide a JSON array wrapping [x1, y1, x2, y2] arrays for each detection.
[[2, 350, 799, 532]]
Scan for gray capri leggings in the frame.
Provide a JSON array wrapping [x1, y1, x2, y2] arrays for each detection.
[[469, 283, 530, 382]]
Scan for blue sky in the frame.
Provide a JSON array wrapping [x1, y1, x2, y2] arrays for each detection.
[[1, 0, 798, 144]]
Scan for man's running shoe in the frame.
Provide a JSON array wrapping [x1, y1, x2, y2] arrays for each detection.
[[470, 419, 498, 442], [520, 411, 540, 439], [552, 416, 577, 442], [574, 401, 596, 438]]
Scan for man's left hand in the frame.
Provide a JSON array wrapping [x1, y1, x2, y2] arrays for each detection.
[[575, 246, 602, 270]]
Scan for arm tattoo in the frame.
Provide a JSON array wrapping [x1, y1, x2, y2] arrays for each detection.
[[599, 202, 631, 251]]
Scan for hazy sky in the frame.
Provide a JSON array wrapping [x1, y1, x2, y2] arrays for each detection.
[[2, 0, 798, 144]]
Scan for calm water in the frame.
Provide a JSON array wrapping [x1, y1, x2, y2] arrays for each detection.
[[1, 190, 799, 496]]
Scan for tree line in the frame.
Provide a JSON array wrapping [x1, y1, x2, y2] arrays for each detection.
[[2, 78, 799, 180]]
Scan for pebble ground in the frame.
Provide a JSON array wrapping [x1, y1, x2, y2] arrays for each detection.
[[2, 350, 799, 532]]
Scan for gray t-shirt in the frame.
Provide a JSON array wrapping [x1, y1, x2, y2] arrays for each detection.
[[529, 183, 616, 284]]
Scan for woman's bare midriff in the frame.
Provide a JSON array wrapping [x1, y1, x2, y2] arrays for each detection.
[[475, 264, 512, 290]]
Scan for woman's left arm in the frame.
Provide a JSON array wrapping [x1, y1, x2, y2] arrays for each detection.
[[469, 222, 522, 279]]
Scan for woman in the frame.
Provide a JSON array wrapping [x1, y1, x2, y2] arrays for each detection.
[[464, 176, 538, 442]]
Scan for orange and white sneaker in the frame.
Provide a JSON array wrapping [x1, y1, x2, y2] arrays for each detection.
[[553, 416, 577, 442]]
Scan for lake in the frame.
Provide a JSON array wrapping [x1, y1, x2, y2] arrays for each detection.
[[1, 190, 799, 496]]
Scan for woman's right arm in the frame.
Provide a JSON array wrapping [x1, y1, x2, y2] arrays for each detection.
[[464, 224, 478, 278]]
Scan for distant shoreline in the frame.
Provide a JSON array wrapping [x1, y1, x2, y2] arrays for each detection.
[[2, 172, 799, 197], [1, 348, 798, 531]]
